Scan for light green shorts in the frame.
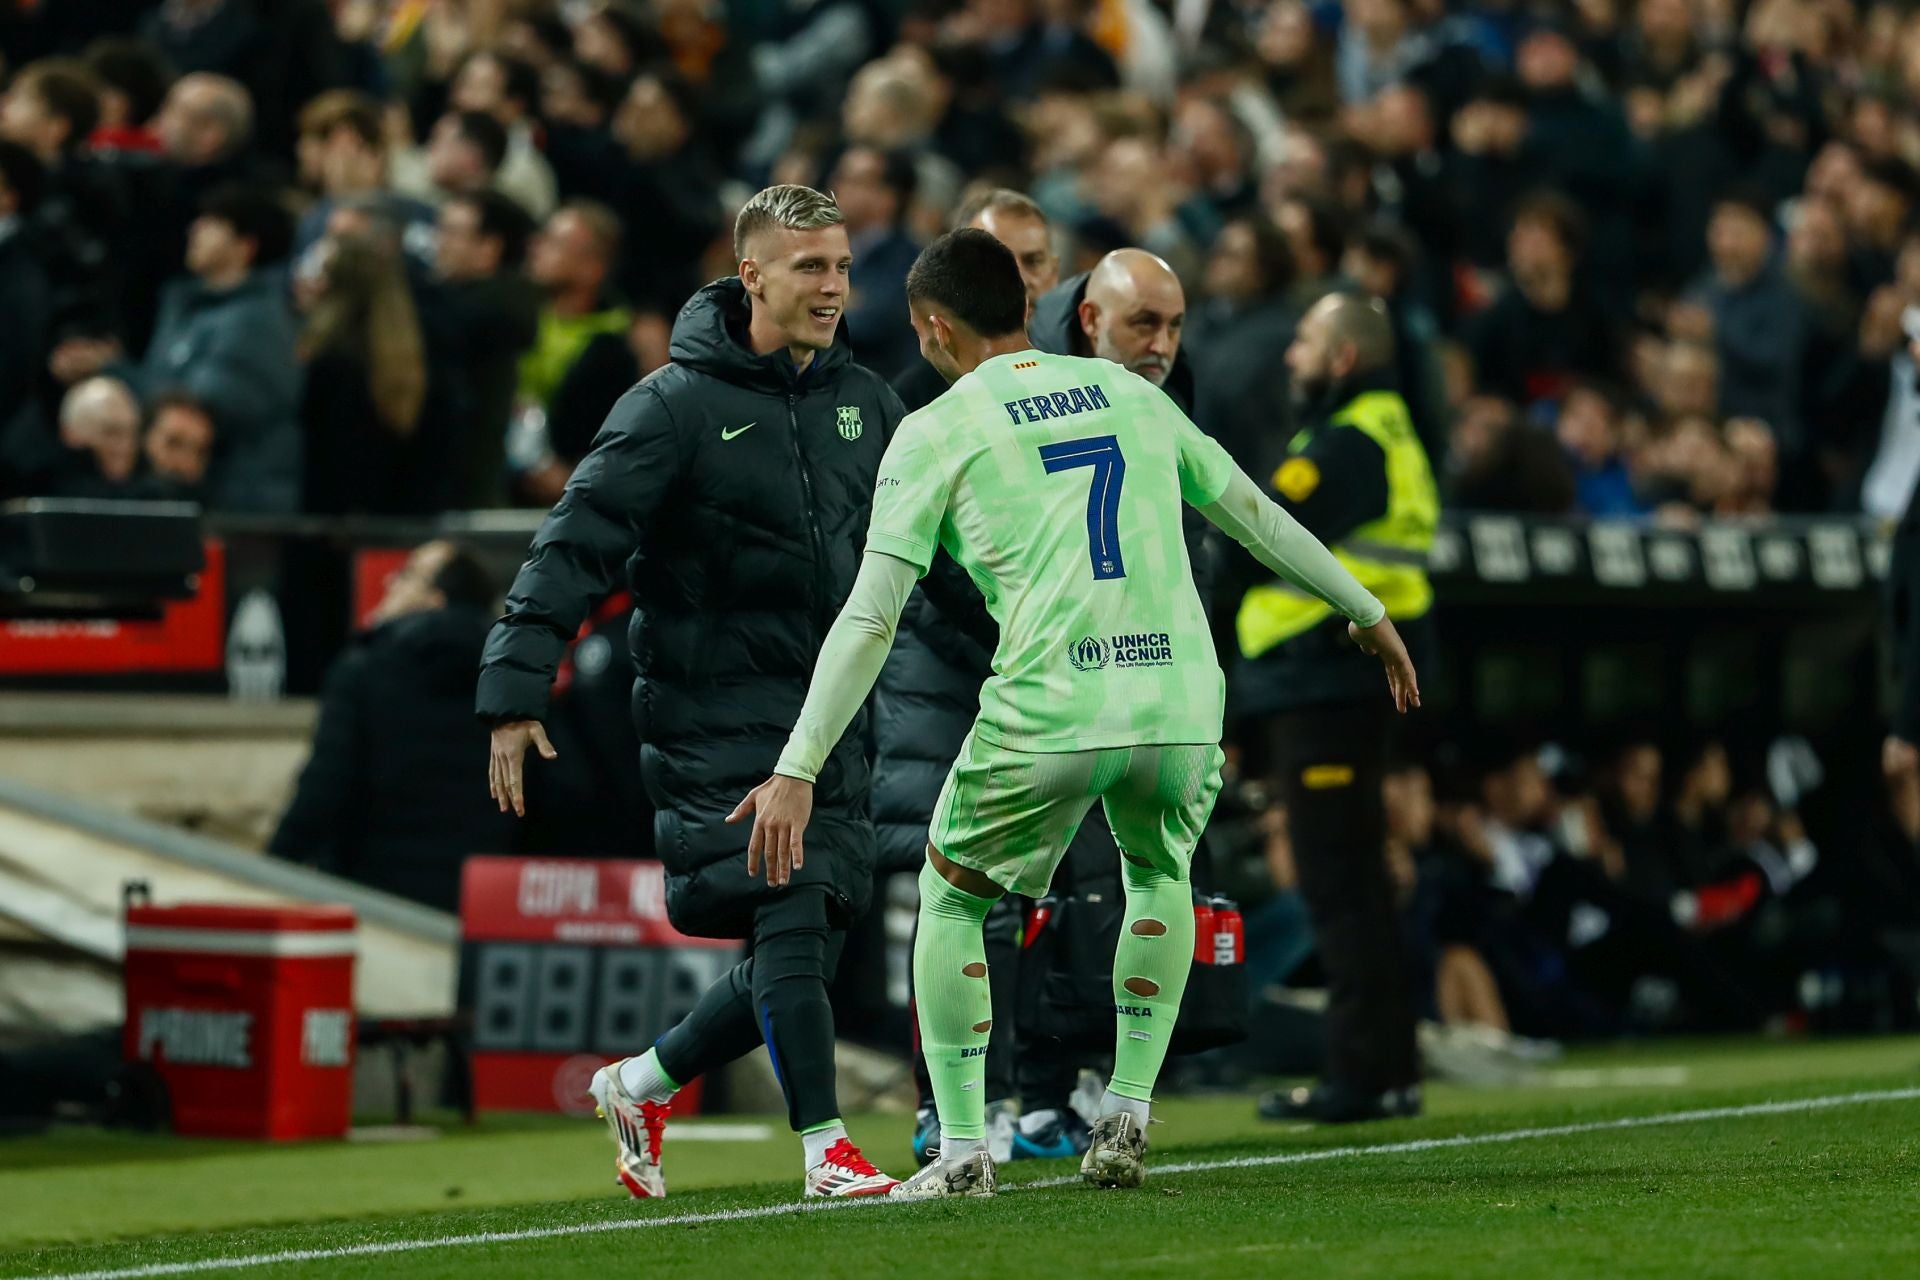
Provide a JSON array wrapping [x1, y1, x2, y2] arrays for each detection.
[[926, 728, 1226, 897]]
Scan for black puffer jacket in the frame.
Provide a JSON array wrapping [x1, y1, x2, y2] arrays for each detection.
[[872, 588, 994, 873], [477, 278, 900, 937], [871, 364, 992, 874]]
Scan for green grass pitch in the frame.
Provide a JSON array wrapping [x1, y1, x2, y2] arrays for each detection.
[[2, 1037, 1916, 1280]]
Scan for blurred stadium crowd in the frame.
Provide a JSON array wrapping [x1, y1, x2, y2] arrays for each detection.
[[7, 0, 1920, 519], [2, 0, 1918, 1060]]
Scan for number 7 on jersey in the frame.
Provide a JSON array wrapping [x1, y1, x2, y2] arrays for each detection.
[[1039, 435, 1128, 581]]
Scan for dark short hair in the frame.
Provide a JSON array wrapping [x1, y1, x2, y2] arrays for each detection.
[[929, 40, 992, 91], [1512, 189, 1588, 257], [199, 182, 294, 267], [450, 109, 509, 174], [1711, 185, 1775, 228], [1354, 220, 1418, 289], [20, 60, 101, 152], [836, 145, 917, 225], [83, 38, 173, 127], [457, 189, 535, 268], [1860, 155, 1920, 206], [1232, 214, 1297, 297], [1285, 192, 1347, 269], [1070, 213, 1131, 260], [495, 52, 542, 113], [1470, 73, 1529, 110], [879, 149, 918, 215], [573, 61, 629, 116], [512, 12, 573, 60], [592, 2, 665, 65], [905, 228, 1027, 337], [147, 387, 215, 430], [0, 139, 47, 216], [635, 62, 700, 126], [431, 543, 497, 612]]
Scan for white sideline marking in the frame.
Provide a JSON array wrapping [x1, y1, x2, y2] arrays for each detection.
[[662, 1124, 774, 1142], [343, 1123, 775, 1145], [1019, 1085, 1920, 1188], [23, 1087, 1920, 1280], [1545, 1066, 1691, 1089]]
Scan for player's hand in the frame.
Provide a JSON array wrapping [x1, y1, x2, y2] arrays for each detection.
[[488, 720, 557, 817], [727, 775, 814, 888], [1349, 617, 1421, 713]]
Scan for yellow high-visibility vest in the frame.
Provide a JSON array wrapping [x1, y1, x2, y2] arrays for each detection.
[[1237, 390, 1439, 660]]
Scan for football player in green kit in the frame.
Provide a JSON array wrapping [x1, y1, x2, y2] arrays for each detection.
[[730, 229, 1419, 1198]]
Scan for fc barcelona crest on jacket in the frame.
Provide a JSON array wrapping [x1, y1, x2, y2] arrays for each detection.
[[837, 406, 863, 440]]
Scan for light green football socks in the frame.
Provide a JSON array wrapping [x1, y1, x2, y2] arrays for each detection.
[[913, 861, 998, 1157], [1106, 854, 1195, 1121]]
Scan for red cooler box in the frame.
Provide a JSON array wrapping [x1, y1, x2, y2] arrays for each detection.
[[123, 903, 357, 1140]]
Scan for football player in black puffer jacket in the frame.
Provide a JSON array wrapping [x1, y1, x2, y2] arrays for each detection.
[[481, 186, 928, 1200]]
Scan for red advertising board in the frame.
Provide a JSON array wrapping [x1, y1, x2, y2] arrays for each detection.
[[459, 857, 738, 1114], [0, 539, 225, 675], [351, 547, 410, 632]]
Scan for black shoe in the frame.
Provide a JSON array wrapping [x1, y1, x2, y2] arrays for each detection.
[[1256, 1081, 1422, 1124]]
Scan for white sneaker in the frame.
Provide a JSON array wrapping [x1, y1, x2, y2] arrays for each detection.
[[588, 1061, 669, 1199], [1080, 1112, 1148, 1189], [888, 1149, 997, 1199], [804, 1137, 899, 1197]]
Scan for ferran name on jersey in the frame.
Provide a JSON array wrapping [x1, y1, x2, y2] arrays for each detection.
[[1002, 383, 1110, 425]]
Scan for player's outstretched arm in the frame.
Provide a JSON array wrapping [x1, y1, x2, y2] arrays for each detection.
[[1198, 466, 1420, 712], [727, 550, 920, 885], [478, 387, 682, 813]]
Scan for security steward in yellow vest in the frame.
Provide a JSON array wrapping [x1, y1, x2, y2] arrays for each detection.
[[1239, 294, 1438, 1124]]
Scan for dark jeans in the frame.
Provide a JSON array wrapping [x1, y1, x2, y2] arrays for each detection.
[[655, 886, 847, 1132], [1269, 701, 1418, 1093]]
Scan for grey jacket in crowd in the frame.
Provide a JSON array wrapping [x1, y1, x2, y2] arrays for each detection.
[[116, 270, 304, 513]]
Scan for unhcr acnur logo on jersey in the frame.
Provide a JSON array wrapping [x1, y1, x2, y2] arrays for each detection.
[[1068, 633, 1175, 672]]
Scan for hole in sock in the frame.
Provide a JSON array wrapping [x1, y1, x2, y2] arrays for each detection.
[[961, 962, 988, 978], [972, 1019, 993, 1033], [1124, 977, 1160, 997], [1129, 919, 1167, 937]]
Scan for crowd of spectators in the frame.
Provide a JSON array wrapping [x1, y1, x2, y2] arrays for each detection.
[[10, 1, 1914, 1056], [5, 0, 1920, 521], [1231, 727, 1920, 1042]]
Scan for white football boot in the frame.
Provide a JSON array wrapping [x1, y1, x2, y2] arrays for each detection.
[[588, 1062, 670, 1199]]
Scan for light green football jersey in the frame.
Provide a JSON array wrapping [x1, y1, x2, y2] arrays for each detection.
[[866, 349, 1239, 752]]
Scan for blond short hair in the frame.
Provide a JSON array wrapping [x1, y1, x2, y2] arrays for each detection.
[[733, 184, 844, 263]]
